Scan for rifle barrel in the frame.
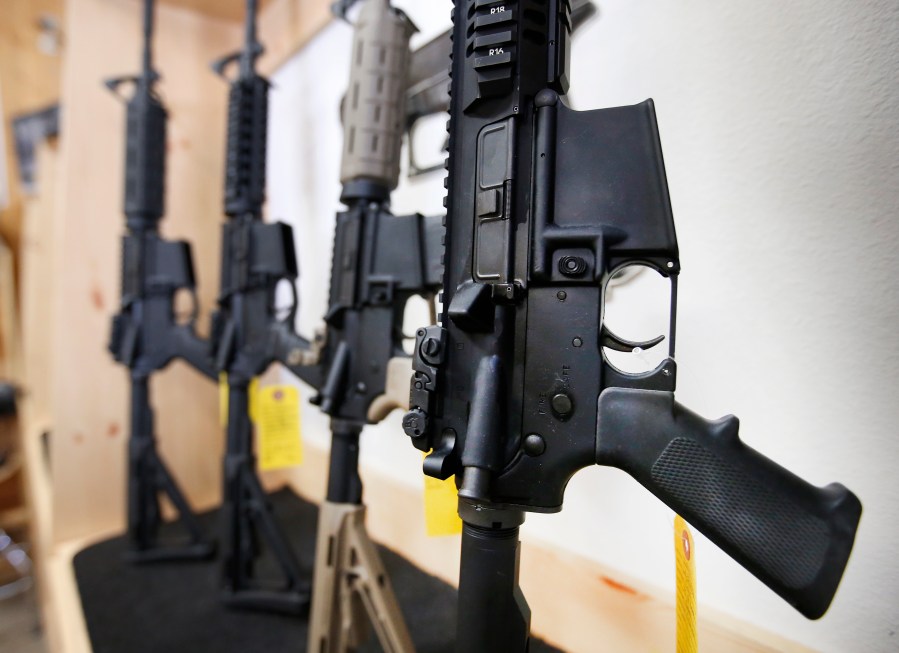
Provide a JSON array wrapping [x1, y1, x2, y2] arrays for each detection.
[[241, 0, 260, 78], [142, 0, 155, 78]]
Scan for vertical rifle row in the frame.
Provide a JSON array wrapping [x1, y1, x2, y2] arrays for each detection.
[[104, 2, 861, 652]]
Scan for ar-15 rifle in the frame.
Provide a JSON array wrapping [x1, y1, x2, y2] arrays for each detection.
[[106, 0, 216, 564], [306, 2, 442, 651], [210, 0, 321, 614], [403, 1, 862, 650], [403, 0, 596, 176]]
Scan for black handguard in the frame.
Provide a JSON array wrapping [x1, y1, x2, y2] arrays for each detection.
[[404, 0, 861, 623]]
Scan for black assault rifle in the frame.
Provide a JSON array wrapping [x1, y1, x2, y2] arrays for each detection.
[[210, 0, 321, 614], [307, 1, 442, 651], [403, 1, 862, 650], [107, 0, 217, 564]]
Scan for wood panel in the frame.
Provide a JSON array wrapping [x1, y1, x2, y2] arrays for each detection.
[[18, 142, 58, 433], [18, 139, 60, 648], [258, 0, 333, 75], [47, 533, 104, 653], [148, 0, 333, 75], [0, 0, 63, 256], [159, 0, 272, 22]]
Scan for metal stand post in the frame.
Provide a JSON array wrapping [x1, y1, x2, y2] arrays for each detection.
[[125, 374, 215, 563], [456, 504, 530, 653], [220, 380, 308, 614]]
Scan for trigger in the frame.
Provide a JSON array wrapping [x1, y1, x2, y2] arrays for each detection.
[[601, 325, 665, 353]]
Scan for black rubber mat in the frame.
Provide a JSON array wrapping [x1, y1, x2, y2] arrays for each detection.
[[73, 489, 561, 652]]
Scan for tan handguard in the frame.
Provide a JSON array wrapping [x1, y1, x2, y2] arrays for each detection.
[[340, 0, 416, 190]]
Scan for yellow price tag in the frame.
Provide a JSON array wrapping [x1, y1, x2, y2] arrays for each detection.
[[423, 460, 463, 537], [257, 384, 304, 471], [675, 515, 697, 653], [219, 375, 260, 426], [219, 372, 229, 427]]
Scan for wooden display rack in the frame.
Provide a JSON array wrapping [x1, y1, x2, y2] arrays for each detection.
[[3, 1, 816, 651], [5, 0, 331, 650]]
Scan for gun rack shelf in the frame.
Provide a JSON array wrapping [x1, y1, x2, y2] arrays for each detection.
[[3, 1, 332, 651]]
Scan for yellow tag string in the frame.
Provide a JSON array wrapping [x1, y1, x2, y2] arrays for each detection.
[[256, 384, 304, 471], [675, 515, 697, 653], [422, 454, 463, 536]]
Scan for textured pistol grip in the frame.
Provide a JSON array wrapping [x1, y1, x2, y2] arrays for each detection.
[[340, 0, 415, 190], [596, 388, 861, 619]]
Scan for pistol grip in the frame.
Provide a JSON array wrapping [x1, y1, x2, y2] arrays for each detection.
[[596, 388, 861, 619], [171, 326, 217, 380]]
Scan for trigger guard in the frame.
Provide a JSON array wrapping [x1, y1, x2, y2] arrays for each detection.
[[601, 354, 677, 392], [187, 289, 200, 325], [607, 258, 679, 282], [275, 277, 300, 327]]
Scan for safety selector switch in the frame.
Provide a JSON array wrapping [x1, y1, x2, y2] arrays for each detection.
[[469, 1, 516, 99]]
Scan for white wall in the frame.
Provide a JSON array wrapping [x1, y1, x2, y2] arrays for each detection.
[[267, 2, 899, 651]]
